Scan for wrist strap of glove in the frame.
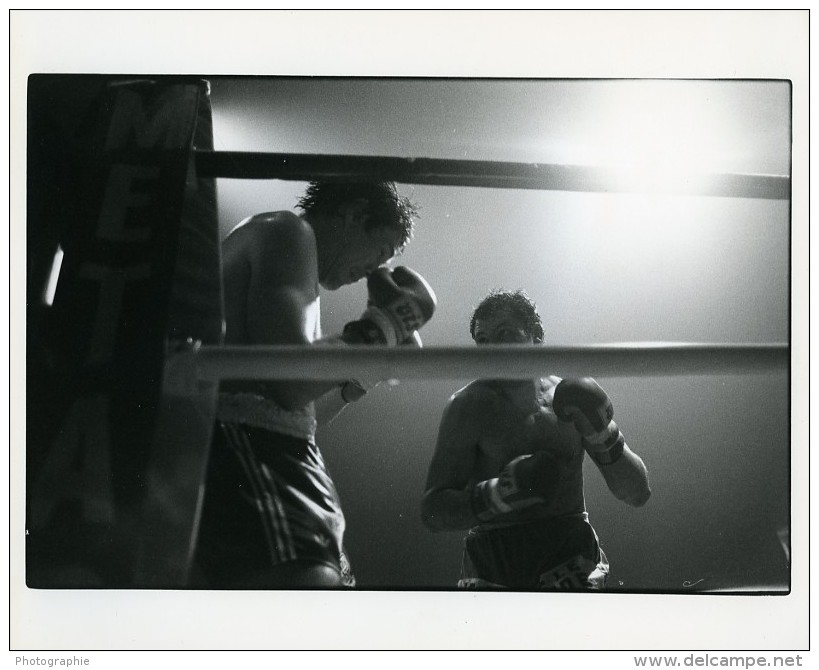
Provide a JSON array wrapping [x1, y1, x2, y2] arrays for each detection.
[[363, 306, 403, 346], [343, 318, 390, 345], [470, 478, 513, 522], [587, 430, 626, 465]]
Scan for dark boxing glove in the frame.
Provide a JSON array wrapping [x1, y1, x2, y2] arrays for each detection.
[[343, 266, 437, 345], [470, 452, 561, 522], [552, 377, 625, 464]]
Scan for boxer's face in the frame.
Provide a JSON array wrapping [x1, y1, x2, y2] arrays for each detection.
[[320, 222, 401, 290], [472, 310, 534, 345], [345, 225, 401, 285]]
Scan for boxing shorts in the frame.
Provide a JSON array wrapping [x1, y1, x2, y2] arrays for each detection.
[[193, 393, 353, 586], [457, 513, 609, 590]]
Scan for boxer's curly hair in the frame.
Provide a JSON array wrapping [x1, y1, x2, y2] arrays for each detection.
[[297, 180, 417, 251], [470, 289, 544, 342]]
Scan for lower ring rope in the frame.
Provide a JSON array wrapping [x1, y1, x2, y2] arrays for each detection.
[[186, 343, 789, 382]]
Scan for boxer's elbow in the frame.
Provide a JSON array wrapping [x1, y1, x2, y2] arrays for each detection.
[[420, 492, 442, 532], [422, 490, 459, 532], [616, 483, 651, 507], [421, 489, 473, 532]]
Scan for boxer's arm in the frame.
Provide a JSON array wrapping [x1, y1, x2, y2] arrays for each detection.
[[239, 213, 350, 409], [313, 380, 371, 426], [421, 391, 485, 531], [552, 377, 651, 506], [315, 333, 423, 426], [587, 440, 652, 507], [243, 212, 326, 345]]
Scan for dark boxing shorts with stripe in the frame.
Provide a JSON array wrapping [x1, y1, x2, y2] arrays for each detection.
[[458, 513, 609, 590], [193, 392, 353, 586]]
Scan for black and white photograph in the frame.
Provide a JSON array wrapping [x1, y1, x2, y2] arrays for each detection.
[[11, 9, 809, 655]]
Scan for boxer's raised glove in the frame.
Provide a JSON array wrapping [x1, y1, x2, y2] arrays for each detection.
[[343, 266, 436, 345], [552, 377, 625, 464], [470, 452, 560, 522]]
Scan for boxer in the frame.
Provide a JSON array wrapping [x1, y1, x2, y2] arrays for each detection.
[[421, 289, 650, 590], [193, 181, 436, 588]]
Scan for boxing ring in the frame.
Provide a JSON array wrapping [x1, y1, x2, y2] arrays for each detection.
[[25, 77, 790, 588]]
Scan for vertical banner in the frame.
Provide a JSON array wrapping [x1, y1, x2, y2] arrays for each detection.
[[133, 85, 224, 587], [26, 77, 221, 587]]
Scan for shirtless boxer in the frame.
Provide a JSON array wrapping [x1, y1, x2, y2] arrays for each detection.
[[421, 289, 650, 590], [193, 181, 436, 588]]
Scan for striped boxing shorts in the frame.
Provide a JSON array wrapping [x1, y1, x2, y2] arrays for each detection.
[[192, 393, 354, 587]]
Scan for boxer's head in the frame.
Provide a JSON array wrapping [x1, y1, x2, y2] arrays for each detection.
[[298, 181, 418, 289], [470, 289, 544, 344]]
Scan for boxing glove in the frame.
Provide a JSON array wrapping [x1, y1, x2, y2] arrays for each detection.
[[343, 266, 436, 345], [552, 377, 625, 464], [470, 452, 560, 522]]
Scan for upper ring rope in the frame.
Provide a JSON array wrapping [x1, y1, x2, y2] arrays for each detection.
[[195, 151, 790, 200]]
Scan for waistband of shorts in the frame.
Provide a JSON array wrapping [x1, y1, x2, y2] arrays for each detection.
[[216, 392, 317, 441], [472, 511, 590, 533]]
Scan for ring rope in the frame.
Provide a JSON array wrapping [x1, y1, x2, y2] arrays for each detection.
[[195, 151, 790, 200], [184, 343, 789, 382]]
